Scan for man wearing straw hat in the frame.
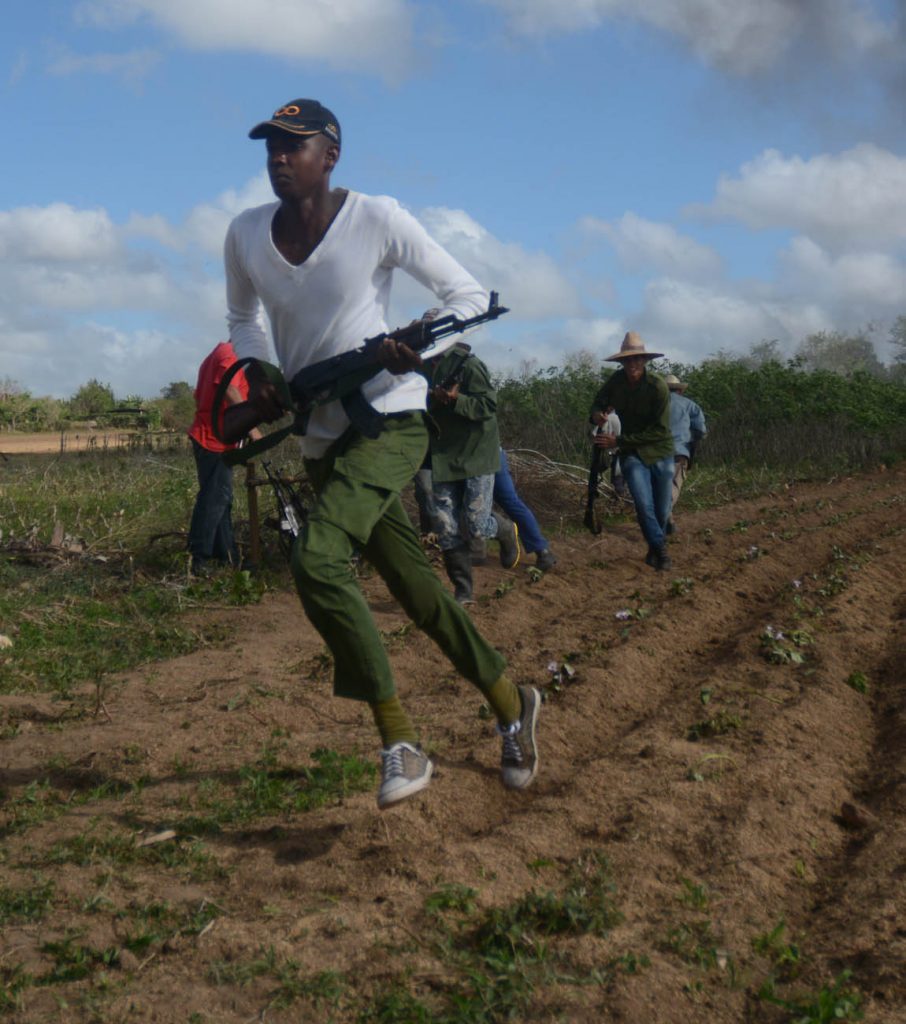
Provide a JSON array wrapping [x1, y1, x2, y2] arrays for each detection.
[[589, 332, 675, 570], [664, 373, 707, 534]]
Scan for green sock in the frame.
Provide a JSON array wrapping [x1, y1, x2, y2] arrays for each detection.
[[484, 675, 521, 727], [370, 696, 418, 748]]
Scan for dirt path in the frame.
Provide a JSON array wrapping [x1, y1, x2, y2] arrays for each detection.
[[2, 464, 905, 1022]]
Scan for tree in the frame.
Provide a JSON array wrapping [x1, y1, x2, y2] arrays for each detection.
[[160, 381, 193, 401], [795, 330, 885, 378], [68, 379, 116, 420], [884, 315, 904, 376], [743, 339, 785, 368]]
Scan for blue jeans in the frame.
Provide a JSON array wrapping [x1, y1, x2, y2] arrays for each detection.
[[493, 449, 548, 554], [621, 453, 674, 549], [188, 439, 238, 567]]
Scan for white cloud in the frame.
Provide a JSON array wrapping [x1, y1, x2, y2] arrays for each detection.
[[0, 204, 120, 262], [581, 212, 722, 280], [780, 237, 906, 309], [635, 277, 834, 362], [689, 144, 906, 251], [75, 0, 417, 75], [481, 0, 896, 75], [417, 206, 583, 320]]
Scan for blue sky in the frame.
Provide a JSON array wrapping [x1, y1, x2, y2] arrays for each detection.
[[2, 0, 905, 398]]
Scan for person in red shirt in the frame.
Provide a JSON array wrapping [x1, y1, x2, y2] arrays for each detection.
[[187, 341, 256, 575]]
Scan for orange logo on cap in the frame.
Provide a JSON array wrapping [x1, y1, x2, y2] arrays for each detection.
[[274, 105, 301, 117]]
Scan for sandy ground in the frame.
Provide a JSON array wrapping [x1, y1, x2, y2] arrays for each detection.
[[1, 463, 904, 1022], [0, 431, 154, 455]]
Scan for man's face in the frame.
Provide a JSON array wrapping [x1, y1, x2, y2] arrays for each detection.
[[265, 131, 338, 199], [622, 355, 647, 385]]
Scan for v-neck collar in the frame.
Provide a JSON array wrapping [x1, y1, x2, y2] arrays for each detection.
[[268, 190, 353, 270]]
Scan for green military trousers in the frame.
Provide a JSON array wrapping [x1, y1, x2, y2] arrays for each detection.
[[291, 412, 506, 704]]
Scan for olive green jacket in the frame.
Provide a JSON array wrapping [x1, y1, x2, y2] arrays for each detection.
[[590, 368, 674, 464], [427, 344, 501, 483]]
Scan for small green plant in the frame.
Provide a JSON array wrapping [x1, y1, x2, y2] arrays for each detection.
[[664, 919, 719, 968], [753, 918, 801, 978], [40, 934, 121, 983], [494, 579, 515, 598], [760, 969, 863, 1023], [845, 671, 869, 694], [760, 625, 810, 665], [0, 880, 55, 924], [678, 878, 710, 911], [670, 577, 694, 596], [424, 883, 478, 917], [687, 711, 742, 742]]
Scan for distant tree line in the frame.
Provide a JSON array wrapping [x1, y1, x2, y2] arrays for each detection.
[[0, 378, 197, 434]]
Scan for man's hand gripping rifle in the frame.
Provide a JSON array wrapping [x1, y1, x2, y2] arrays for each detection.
[[214, 293, 509, 460]]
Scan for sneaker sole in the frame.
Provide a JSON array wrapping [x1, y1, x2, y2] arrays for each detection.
[[377, 759, 434, 809]]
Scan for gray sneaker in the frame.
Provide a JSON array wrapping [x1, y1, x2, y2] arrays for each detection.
[[377, 742, 433, 809], [493, 513, 521, 569], [497, 686, 540, 789]]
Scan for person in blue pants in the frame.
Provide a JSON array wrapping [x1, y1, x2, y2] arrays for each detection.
[[493, 449, 557, 571]]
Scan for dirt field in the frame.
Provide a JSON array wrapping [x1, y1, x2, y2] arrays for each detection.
[[0, 431, 173, 456], [2, 463, 904, 1022]]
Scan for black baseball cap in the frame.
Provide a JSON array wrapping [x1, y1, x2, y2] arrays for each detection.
[[248, 99, 341, 146]]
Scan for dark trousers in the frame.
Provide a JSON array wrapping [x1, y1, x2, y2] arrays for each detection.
[[188, 439, 237, 567]]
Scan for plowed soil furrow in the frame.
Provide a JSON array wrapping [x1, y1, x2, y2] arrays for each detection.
[[1, 464, 905, 1023]]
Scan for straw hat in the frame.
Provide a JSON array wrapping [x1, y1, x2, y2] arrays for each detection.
[[664, 373, 688, 392], [606, 331, 663, 362]]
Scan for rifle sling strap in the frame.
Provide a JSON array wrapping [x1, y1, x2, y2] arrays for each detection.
[[211, 358, 302, 467]]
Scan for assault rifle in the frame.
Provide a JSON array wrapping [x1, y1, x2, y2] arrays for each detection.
[[260, 459, 308, 558], [584, 444, 604, 536], [215, 293, 509, 460]]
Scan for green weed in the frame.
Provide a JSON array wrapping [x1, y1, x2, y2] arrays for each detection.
[[845, 671, 869, 694], [753, 918, 801, 978], [210, 947, 347, 1014], [32, 827, 224, 881], [678, 878, 710, 911], [181, 747, 376, 832], [0, 879, 54, 923], [425, 884, 478, 917], [760, 969, 863, 1023], [664, 919, 720, 969], [40, 934, 121, 983], [687, 711, 743, 742]]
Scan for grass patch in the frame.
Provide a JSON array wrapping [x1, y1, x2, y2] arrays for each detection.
[[0, 559, 237, 696], [0, 879, 55, 924], [177, 746, 377, 833], [0, 448, 293, 697], [26, 825, 225, 882]]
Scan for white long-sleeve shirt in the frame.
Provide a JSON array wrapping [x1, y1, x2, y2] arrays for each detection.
[[225, 190, 489, 457]]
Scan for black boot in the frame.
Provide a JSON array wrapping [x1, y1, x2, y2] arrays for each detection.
[[442, 545, 474, 604], [470, 535, 488, 566], [654, 546, 672, 572], [492, 512, 521, 569]]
